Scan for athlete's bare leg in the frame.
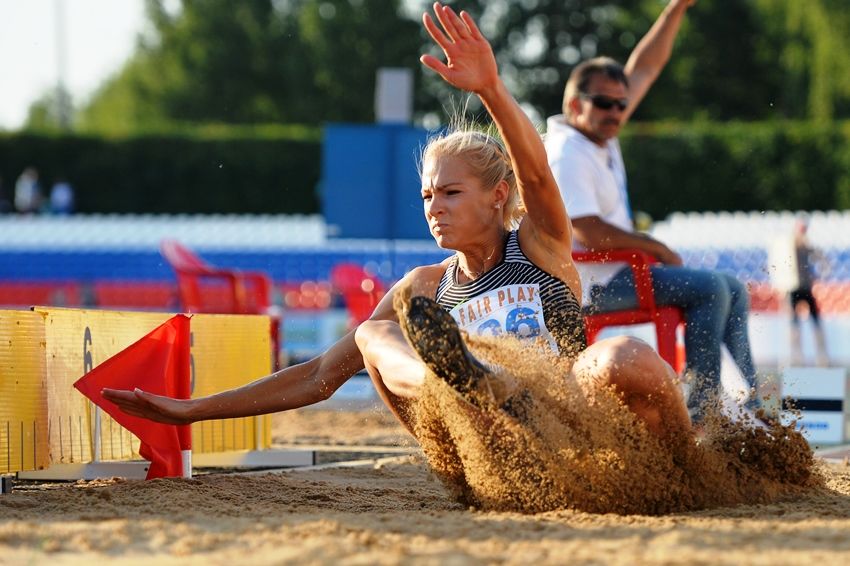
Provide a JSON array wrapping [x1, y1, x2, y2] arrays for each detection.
[[571, 336, 692, 439], [354, 319, 425, 432], [356, 293, 510, 429]]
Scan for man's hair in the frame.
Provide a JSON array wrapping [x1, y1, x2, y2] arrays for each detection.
[[562, 57, 629, 118]]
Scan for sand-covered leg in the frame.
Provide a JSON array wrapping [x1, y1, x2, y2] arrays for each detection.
[[412, 378, 476, 505]]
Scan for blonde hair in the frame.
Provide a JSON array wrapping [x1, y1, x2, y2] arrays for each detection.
[[420, 129, 525, 230]]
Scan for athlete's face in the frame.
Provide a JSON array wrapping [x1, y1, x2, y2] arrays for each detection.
[[421, 155, 503, 250], [570, 74, 629, 144]]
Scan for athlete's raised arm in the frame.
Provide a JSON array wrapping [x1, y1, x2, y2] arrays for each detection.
[[420, 3, 572, 251]]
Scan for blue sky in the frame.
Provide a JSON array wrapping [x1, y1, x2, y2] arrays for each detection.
[[0, 0, 147, 129]]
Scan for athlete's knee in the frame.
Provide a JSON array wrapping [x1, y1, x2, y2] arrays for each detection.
[[354, 319, 395, 353], [600, 335, 657, 367], [573, 336, 631, 377], [574, 336, 665, 390], [353, 320, 372, 351], [614, 337, 676, 390]]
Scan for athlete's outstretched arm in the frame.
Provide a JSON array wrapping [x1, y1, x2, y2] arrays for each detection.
[[103, 284, 404, 424], [103, 331, 363, 424], [420, 3, 571, 250]]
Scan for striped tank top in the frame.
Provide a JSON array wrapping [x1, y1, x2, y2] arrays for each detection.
[[435, 230, 586, 358]]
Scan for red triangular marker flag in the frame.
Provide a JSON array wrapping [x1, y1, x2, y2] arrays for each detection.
[[74, 314, 192, 480]]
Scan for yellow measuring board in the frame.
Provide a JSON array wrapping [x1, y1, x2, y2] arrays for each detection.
[[0, 310, 49, 472], [2, 307, 274, 474], [185, 314, 273, 455]]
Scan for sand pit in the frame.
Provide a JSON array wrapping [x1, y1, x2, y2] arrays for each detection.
[[272, 405, 413, 448], [1, 325, 846, 563], [1, 408, 849, 565]]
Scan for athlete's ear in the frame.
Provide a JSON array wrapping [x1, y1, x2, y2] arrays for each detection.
[[492, 179, 509, 209]]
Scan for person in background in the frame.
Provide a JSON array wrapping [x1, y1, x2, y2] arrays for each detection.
[[545, 0, 763, 424], [788, 217, 830, 366], [49, 176, 75, 215], [14, 167, 43, 214]]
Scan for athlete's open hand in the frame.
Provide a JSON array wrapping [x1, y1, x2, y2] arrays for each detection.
[[420, 2, 498, 95], [102, 387, 195, 425]]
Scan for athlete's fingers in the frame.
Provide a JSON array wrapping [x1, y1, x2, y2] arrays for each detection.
[[441, 4, 471, 40], [460, 10, 484, 41], [432, 2, 460, 44], [423, 12, 452, 53], [420, 54, 451, 79]]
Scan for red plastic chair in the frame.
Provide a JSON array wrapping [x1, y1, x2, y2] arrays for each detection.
[[94, 281, 175, 310], [330, 263, 387, 328], [160, 239, 282, 369], [0, 281, 81, 307], [572, 249, 685, 372]]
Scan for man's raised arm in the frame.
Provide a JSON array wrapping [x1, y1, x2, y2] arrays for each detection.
[[622, 0, 695, 123]]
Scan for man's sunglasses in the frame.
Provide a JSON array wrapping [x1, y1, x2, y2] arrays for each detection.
[[580, 94, 629, 112]]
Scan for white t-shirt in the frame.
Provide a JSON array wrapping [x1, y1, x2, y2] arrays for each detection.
[[545, 114, 633, 302]]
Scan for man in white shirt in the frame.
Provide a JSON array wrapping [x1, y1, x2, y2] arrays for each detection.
[[545, 0, 759, 424]]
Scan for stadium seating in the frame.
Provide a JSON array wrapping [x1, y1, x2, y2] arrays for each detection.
[[1, 211, 849, 370], [280, 281, 333, 310], [160, 239, 282, 369], [330, 263, 387, 328], [0, 281, 82, 308], [93, 281, 176, 311]]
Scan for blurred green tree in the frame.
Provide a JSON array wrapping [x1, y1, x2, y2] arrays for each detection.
[[81, 0, 422, 130], [758, 0, 850, 121], [77, 0, 850, 132], [25, 86, 74, 132], [414, 0, 786, 123], [414, 0, 850, 123], [411, 0, 642, 124], [630, 0, 783, 121], [298, 0, 423, 122]]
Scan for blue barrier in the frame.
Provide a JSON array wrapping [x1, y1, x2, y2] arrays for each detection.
[[321, 124, 433, 240], [0, 247, 451, 283], [0, 246, 847, 284]]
